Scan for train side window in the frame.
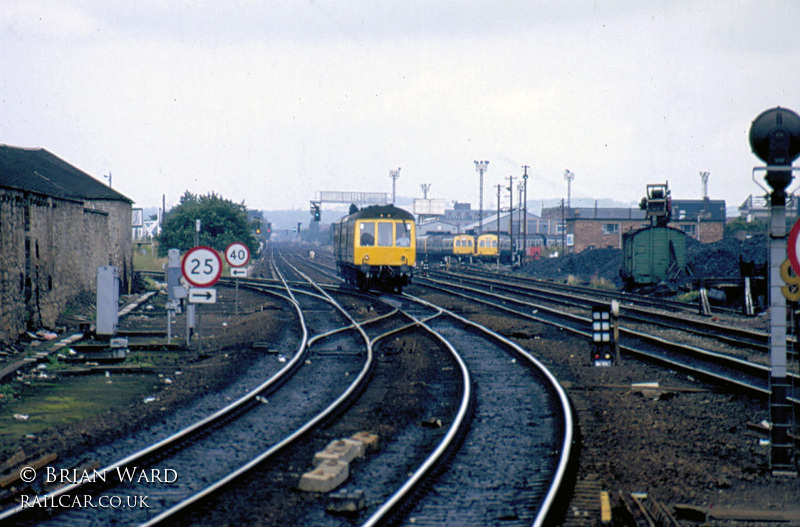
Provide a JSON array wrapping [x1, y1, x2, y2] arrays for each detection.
[[377, 222, 393, 246], [360, 222, 375, 246], [396, 223, 411, 246]]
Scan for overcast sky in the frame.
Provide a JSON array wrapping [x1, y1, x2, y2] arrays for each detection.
[[3, 1, 799, 216]]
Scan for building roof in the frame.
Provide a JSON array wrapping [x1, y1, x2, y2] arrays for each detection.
[[542, 199, 726, 222], [671, 199, 726, 221], [0, 144, 132, 203]]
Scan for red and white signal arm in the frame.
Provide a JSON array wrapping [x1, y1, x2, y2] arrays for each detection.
[[182, 246, 223, 287], [789, 219, 800, 275], [225, 242, 251, 268]]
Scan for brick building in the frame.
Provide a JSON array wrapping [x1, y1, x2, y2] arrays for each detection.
[[0, 145, 133, 344], [541, 199, 726, 253]]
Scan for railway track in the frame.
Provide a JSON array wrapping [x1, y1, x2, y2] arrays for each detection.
[[286, 247, 794, 401], [7, 244, 792, 525], [3, 254, 574, 526], [430, 268, 776, 356], [416, 274, 800, 405], [288, 247, 800, 524], [0, 265, 360, 525]]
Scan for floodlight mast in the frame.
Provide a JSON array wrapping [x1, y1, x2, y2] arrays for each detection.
[[389, 168, 401, 204], [475, 160, 489, 235], [564, 169, 575, 209], [749, 106, 800, 475]]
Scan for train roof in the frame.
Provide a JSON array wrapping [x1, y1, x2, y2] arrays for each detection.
[[343, 204, 415, 222], [622, 224, 689, 240]]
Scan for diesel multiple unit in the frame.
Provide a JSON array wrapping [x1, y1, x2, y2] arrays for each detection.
[[332, 205, 416, 292]]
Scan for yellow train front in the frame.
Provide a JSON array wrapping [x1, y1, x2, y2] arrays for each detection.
[[475, 233, 512, 263], [416, 233, 474, 261], [332, 205, 416, 293]]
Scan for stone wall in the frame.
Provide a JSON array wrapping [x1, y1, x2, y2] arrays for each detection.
[[0, 188, 131, 344], [86, 199, 133, 291]]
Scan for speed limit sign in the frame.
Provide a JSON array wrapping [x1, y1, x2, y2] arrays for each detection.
[[182, 246, 223, 287], [225, 242, 251, 268]]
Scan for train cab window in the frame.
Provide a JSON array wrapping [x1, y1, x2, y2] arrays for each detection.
[[396, 223, 411, 246], [492, 240, 498, 247], [377, 222, 393, 246], [359, 223, 375, 246]]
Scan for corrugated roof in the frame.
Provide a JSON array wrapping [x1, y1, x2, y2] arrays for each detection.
[[0, 144, 132, 203]]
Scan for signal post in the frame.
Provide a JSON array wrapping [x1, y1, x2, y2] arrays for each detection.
[[749, 106, 800, 474]]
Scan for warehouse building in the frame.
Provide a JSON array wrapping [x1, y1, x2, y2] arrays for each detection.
[[0, 145, 133, 344]]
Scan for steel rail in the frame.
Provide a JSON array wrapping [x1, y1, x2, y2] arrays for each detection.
[[417, 277, 785, 399], [139, 259, 375, 525], [361, 293, 574, 527], [435, 269, 773, 352], [0, 269, 310, 523]]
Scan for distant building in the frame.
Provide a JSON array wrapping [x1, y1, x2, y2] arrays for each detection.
[[464, 211, 549, 249], [541, 198, 726, 253], [738, 194, 800, 222], [416, 219, 461, 235], [0, 145, 133, 343]]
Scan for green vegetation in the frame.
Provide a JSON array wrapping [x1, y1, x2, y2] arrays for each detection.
[[134, 242, 167, 271], [157, 191, 259, 257], [590, 276, 616, 290], [724, 217, 768, 237], [0, 383, 21, 404], [0, 375, 157, 450]]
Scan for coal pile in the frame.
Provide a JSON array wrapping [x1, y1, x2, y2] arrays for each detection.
[[685, 234, 767, 279], [520, 234, 768, 289], [520, 247, 623, 286]]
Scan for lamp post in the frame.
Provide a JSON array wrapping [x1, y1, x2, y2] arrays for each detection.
[[749, 106, 800, 475], [475, 160, 489, 235], [564, 169, 575, 209], [522, 165, 529, 261], [389, 167, 401, 204]]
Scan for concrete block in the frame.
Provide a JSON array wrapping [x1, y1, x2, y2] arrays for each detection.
[[313, 438, 365, 466], [351, 431, 379, 451], [327, 488, 366, 514], [298, 459, 349, 493]]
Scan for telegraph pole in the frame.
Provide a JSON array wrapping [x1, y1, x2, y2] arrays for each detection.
[[522, 165, 529, 261], [517, 181, 524, 258], [506, 175, 515, 263], [495, 184, 502, 267]]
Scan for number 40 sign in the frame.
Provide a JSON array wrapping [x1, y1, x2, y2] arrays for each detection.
[[225, 242, 251, 268]]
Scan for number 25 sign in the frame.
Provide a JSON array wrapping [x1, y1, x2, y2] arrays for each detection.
[[182, 246, 223, 287]]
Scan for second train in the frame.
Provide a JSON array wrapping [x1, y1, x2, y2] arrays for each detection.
[[416, 232, 512, 263]]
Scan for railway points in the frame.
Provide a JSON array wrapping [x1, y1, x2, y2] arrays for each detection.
[[1, 243, 799, 526]]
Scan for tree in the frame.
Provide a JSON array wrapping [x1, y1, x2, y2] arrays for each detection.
[[157, 191, 259, 257]]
